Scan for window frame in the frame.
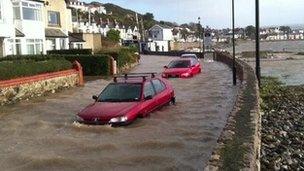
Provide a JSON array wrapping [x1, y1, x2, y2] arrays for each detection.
[[26, 39, 43, 55], [48, 11, 61, 27], [151, 79, 166, 94], [21, 1, 42, 21], [143, 81, 156, 98]]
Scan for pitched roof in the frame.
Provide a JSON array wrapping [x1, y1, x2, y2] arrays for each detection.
[[45, 28, 68, 38], [149, 24, 173, 31], [15, 28, 25, 37], [68, 33, 86, 43]]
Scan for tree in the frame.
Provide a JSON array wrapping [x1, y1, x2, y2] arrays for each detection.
[[180, 28, 190, 41], [107, 29, 121, 43], [142, 13, 154, 21], [245, 25, 256, 40], [279, 26, 291, 34]]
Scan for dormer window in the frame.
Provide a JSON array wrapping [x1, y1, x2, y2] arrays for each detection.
[[48, 11, 60, 26]]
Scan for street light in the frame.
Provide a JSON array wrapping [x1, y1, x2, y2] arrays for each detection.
[[198, 17, 202, 53], [255, 0, 261, 86], [232, 0, 237, 85]]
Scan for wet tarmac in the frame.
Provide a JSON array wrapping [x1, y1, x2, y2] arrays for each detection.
[[0, 55, 238, 171]]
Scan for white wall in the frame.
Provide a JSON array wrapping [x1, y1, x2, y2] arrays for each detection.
[[162, 29, 173, 41], [0, 0, 14, 38], [147, 40, 169, 52]]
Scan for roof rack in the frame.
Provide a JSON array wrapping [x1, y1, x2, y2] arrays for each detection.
[[113, 73, 157, 82]]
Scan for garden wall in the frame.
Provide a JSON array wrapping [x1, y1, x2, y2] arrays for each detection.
[[0, 62, 83, 105], [205, 51, 261, 170]]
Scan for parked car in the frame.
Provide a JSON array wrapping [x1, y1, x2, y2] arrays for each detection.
[[181, 54, 200, 61], [162, 58, 202, 78], [76, 73, 175, 126]]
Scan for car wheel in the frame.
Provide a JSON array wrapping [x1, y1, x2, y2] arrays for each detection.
[[169, 97, 176, 105]]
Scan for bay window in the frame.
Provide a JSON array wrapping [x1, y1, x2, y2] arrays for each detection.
[[26, 39, 43, 55]]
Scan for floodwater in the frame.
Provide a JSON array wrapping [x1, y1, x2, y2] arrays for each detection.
[[227, 40, 304, 53], [0, 55, 238, 171], [248, 59, 304, 85], [227, 40, 304, 85]]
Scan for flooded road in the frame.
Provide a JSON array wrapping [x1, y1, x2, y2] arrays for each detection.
[[0, 55, 238, 171]]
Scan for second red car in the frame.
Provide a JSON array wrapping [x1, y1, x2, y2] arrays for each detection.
[[162, 58, 201, 78]]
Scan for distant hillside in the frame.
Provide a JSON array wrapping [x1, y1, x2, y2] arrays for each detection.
[[103, 3, 175, 29]]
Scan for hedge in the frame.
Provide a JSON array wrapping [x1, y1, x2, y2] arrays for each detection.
[[62, 54, 111, 76], [47, 49, 92, 55], [0, 59, 72, 81], [1, 54, 111, 76]]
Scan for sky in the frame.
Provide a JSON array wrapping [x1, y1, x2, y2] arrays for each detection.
[[83, 0, 304, 29]]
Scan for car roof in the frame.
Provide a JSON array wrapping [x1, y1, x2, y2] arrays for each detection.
[[181, 54, 197, 57], [113, 73, 159, 84]]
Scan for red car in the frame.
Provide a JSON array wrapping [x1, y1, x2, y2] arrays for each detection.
[[76, 73, 175, 126], [162, 58, 202, 78]]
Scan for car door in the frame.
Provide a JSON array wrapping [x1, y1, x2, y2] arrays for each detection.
[[141, 81, 158, 115], [152, 79, 170, 107], [192, 59, 200, 74]]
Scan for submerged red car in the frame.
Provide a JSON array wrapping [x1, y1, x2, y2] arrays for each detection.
[[162, 58, 202, 78], [76, 73, 175, 126]]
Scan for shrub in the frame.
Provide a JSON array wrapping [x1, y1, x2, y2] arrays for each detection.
[[96, 47, 139, 68], [106, 29, 121, 43], [63, 54, 111, 76], [0, 59, 72, 81], [47, 49, 92, 55]]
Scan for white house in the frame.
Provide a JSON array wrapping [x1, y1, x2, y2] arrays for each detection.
[[148, 24, 173, 52], [9, 0, 45, 55], [66, 0, 86, 11], [0, 0, 15, 57]]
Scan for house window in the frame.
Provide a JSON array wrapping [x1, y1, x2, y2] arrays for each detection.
[[59, 39, 65, 49], [15, 39, 22, 55], [76, 43, 83, 49], [48, 39, 56, 50], [26, 39, 43, 55], [48, 11, 60, 26], [22, 2, 42, 21]]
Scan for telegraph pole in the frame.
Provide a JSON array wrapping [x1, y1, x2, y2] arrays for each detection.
[[255, 0, 261, 86], [232, 0, 237, 85]]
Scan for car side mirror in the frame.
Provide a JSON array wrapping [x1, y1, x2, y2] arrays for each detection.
[[164, 66, 168, 69], [144, 95, 153, 101], [92, 95, 98, 101]]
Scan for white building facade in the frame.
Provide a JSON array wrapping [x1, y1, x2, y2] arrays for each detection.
[[8, 0, 45, 55], [148, 24, 173, 52], [0, 0, 15, 57]]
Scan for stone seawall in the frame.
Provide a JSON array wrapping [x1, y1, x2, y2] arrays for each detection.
[[205, 51, 261, 170], [0, 62, 83, 105]]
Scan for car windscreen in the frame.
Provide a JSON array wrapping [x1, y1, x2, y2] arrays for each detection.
[[168, 60, 191, 68], [98, 83, 142, 102]]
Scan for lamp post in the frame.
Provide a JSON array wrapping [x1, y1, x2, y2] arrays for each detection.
[[232, 0, 237, 85], [198, 17, 202, 53], [255, 0, 261, 86]]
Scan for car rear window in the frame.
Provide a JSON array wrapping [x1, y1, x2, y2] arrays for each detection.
[[168, 60, 191, 68]]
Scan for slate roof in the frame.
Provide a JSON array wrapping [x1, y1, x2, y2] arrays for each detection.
[[45, 28, 68, 38]]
